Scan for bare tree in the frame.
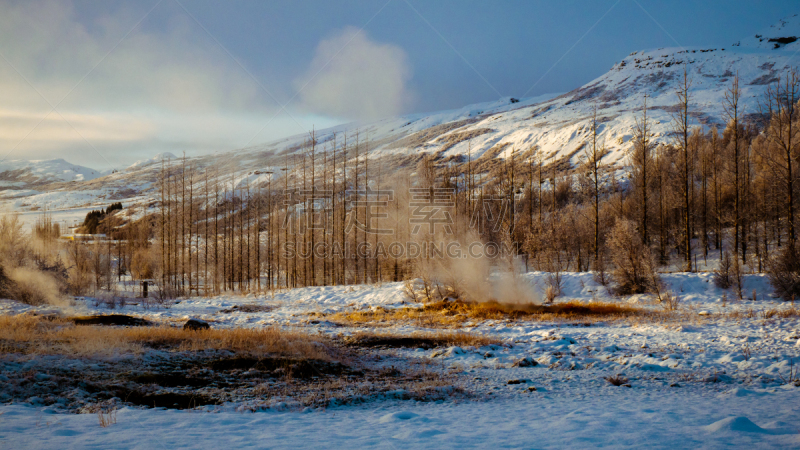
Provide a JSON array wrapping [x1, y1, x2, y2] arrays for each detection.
[[762, 69, 800, 247], [724, 73, 743, 258], [630, 95, 654, 245], [672, 68, 694, 271], [581, 107, 609, 266]]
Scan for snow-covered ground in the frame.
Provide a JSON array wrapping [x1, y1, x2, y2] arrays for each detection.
[[1, 271, 799, 448], [2, 389, 800, 449]]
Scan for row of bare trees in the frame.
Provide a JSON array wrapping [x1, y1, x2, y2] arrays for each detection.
[[624, 70, 800, 273], [152, 134, 427, 296]]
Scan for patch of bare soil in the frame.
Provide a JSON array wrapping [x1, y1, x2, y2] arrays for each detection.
[[71, 315, 152, 326], [342, 332, 499, 349]]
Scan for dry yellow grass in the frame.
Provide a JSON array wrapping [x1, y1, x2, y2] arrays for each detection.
[[329, 300, 646, 327], [0, 314, 331, 359], [727, 306, 800, 320], [97, 408, 117, 427]]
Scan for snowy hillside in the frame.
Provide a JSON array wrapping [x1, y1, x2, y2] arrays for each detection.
[[0, 159, 102, 186], [125, 152, 178, 170], [186, 38, 799, 189]]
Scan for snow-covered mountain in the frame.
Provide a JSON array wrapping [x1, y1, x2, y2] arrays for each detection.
[[4, 14, 800, 212], [0, 159, 102, 186], [216, 27, 800, 181]]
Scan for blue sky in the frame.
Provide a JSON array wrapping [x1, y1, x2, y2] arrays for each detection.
[[0, 0, 796, 168]]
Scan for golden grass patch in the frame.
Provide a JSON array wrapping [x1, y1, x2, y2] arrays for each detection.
[[328, 299, 647, 327], [0, 314, 330, 359]]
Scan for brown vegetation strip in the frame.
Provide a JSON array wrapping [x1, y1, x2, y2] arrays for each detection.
[[329, 300, 646, 327], [0, 314, 331, 359]]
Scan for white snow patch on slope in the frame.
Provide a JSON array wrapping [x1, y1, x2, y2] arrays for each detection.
[[737, 13, 800, 50], [126, 152, 179, 170]]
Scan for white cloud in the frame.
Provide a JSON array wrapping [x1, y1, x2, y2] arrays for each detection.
[[0, 1, 325, 167], [0, 1, 261, 112], [295, 26, 414, 120]]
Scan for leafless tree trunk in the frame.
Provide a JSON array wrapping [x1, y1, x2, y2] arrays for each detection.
[[762, 69, 800, 248], [631, 95, 653, 245], [724, 74, 742, 259], [673, 68, 693, 271], [582, 107, 608, 266]]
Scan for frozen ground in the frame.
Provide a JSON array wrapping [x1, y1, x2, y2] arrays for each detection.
[[1, 271, 800, 448]]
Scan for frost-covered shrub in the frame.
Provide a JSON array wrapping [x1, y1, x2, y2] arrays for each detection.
[[0, 214, 69, 306], [544, 284, 558, 303], [130, 247, 155, 280], [767, 245, 800, 301], [713, 252, 733, 289], [661, 291, 681, 311], [607, 219, 660, 295]]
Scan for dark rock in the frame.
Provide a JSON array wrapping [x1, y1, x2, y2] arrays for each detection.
[[513, 356, 539, 367], [183, 319, 210, 331]]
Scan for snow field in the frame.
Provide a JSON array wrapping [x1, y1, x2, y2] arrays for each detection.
[[1, 388, 799, 448]]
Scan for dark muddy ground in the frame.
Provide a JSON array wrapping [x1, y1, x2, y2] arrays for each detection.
[[0, 336, 468, 413]]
